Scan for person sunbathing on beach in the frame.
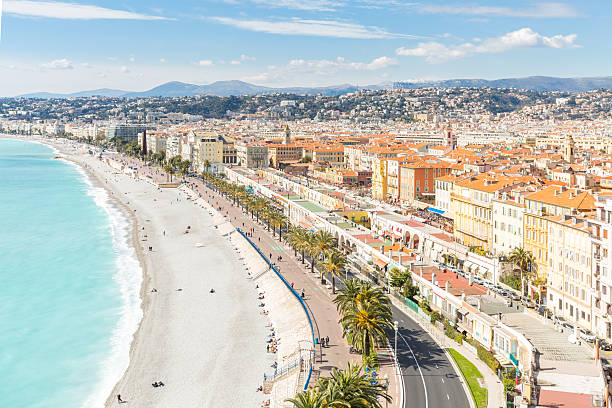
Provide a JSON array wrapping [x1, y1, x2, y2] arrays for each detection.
[[210, 288, 215, 293]]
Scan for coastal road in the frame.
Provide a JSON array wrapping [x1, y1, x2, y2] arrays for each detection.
[[390, 304, 470, 408], [118, 156, 471, 408], [196, 178, 471, 408]]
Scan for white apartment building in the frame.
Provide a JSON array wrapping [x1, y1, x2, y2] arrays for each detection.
[[589, 196, 612, 340], [434, 175, 455, 217], [166, 135, 181, 158], [236, 143, 268, 169], [546, 216, 593, 332], [456, 132, 517, 147], [492, 198, 525, 257]]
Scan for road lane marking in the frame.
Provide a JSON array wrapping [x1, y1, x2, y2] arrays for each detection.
[[447, 394, 450, 400], [441, 378, 445, 384], [398, 331, 428, 408]]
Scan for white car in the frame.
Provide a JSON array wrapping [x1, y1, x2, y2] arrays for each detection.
[[579, 329, 596, 343]]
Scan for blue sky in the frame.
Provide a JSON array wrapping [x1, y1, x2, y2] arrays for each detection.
[[0, 1, 608, 95]]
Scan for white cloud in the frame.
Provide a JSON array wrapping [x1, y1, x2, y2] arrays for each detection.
[[417, 2, 581, 18], [250, 0, 343, 11], [41, 58, 73, 70], [159, 58, 166, 63], [211, 17, 420, 39], [247, 55, 397, 83], [80, 62, 92, 68], [199, 60, 214, 66], [129, 56, 135, 62], [4, 1, 170, 20], [241, 54, 256, 61], [230, 60, 241, 65], [396, 27, 578, 63], [120, 66, 130, 73]]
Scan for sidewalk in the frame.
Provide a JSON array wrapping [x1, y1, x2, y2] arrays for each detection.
[[390, 296, 505, 408], [114, 155, 402, 406]]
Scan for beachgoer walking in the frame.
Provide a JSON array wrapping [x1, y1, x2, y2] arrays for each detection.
[[301, 290, 305, 299], [326, 336, 330, 346], [117, 394, 123, 403]]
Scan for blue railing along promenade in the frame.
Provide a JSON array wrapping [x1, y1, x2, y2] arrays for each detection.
[[236, 227, 315, 391], [263, 357, 302, 381]]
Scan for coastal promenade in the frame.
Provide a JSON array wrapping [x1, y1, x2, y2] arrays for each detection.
[[117, 156, 402, 407]]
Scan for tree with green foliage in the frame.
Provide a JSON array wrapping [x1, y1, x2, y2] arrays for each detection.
[[323, 250, 347, 294], [508, 247, 536, 295]]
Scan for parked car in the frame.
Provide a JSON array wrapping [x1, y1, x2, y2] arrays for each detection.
[[510, 293, 521, 301], [521, 298, 536, 308], [579, 329, 596, 343], [503, 298, 512, 307], [563, 321, 575, 331], [600, 339, 612, 351]]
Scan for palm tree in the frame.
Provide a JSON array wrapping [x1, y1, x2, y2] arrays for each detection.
[[317, 364, 392, 408], [309, 230, 337, 277], [509, 247, 536, 296], [285, 389, 324, 408], [269, 211, 287, 241], [203, 159, 211, 174], [340, 299, 392, 358], [333, 278, 366, 315], [323, 250, 347, 294], [287, 227, 307, 258], [163, 162, 175, 182], [252, 197, 267, 223], [294, 229, 312, 263]]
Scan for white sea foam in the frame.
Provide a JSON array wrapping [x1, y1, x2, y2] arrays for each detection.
[[70, 165, 143, 408]]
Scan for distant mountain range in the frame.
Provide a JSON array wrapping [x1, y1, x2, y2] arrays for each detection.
[[16, 76, 612, 99]]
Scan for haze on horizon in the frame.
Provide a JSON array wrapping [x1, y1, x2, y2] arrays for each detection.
[[0, 0, 606, 96]]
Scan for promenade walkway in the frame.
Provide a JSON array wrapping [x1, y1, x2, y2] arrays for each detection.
[[115, 157, 401, 406]]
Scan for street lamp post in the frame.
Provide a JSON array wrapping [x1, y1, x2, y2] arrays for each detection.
[[393, 320, 399, 365]]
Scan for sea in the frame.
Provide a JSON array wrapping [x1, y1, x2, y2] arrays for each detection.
[[0, 138, 142, 408]]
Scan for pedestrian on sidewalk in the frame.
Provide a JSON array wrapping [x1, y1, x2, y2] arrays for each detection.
[[326, 336, 330, 347]]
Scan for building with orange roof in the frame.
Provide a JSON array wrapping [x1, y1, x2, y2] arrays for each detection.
[[523, 186, 596, 286], [399, 160, 452, 204], [452, 174, 526, 251], [267, 143, 302, 168]]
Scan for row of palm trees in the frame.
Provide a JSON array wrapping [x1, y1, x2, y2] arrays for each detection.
[[286, 363, 391, 408], [202, 171, 350, 292], [162, 155, 191, 182], [201, 171, 394, 404], [286, 229, 348, 293]]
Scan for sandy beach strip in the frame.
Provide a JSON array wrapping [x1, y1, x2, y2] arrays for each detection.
[[182, 186, 313, 408], [42, 141, 272, 407]]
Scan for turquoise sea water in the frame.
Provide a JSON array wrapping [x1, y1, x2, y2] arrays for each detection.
[[0, 138, 142, 408]]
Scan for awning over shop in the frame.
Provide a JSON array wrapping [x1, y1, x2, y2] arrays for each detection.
[[470, 263, 479, 272], [427, 207, 445, 215], [458, 307, 470, 316], [464, 261, 473, 271], [374, 258, 388, 269]]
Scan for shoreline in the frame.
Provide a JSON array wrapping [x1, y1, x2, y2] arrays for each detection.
[[3, 135, 312, 407], [53, 139, 277, 407], [63, 154, 147, 408], [0, 135, 145, 408]]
